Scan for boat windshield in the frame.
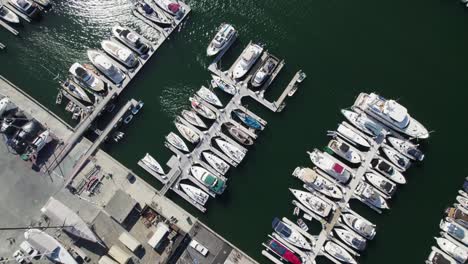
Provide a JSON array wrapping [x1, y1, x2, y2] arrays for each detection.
[[142, 3, 153, 14], [17, 0, 31, 9], [75, 67, 92, 82], [274, 222, 292, 238]]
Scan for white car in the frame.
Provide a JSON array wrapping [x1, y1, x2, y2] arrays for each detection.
[[189, 240, 209, 256], [19, 241, 38, 259]]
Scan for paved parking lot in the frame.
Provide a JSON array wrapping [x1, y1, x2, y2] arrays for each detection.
[[0, 140, 63, 258]]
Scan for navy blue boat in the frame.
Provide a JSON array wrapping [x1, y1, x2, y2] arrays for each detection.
[[234, 110, 261, 130]]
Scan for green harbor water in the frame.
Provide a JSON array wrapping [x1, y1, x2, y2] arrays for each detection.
[[1, 0, 468, 263]]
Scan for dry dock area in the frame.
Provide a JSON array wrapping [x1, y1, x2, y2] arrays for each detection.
[[0, 76, 258, 264]]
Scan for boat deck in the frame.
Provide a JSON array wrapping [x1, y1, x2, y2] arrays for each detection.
[[2, 1, 31, 23], [46, 1, 191, 177], [265, 125, 391, 264], [136, 36, 306, 212]]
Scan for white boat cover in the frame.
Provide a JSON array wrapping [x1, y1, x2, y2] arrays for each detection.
[[24, 229, 78, 264], [41, 197, 99, 243]]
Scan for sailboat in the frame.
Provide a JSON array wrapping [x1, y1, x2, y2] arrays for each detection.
[[202, 152, 230, 175], [190, 97, 216, 119], [180, 183, 209, 205], [142, 153, 165, 174], [175, 122, 200, 144], [197, 86, 223, 107], [324, 241, 357, 264], [215, 138, 245, 163], [226, 124, 254, 145], [181, 110, 207, 129], [166, 132, 189, 152]]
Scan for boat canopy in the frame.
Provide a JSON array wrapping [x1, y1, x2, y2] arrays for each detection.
[[41, 197, 99, 243], [142, 3, 153, 14], [168, 3, 180, 13], [333, 163, 344, 174]]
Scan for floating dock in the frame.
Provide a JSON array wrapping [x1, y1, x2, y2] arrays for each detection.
[[46, 2, 191, 178], [137, 34, 306, 212], [263, 94, 429, 264]]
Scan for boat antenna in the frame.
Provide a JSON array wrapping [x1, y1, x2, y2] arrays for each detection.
[[40, 65, 60, 81]]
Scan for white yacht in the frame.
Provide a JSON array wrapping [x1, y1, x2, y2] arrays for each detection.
[[61, 79, 93, 104], [355, 181, 389, 209], [336, 122, 371, 149], [175, 122, 200, 144], [435, 237, 468, 263], [135, 1, 172, 27], [211, 74, 237, 95], [369, 157, 406, 184], [426, 247, 458, 264], [181, 110, 207, 128], [456, 196, 468, 210], [87, 50, 126, 85], [0, 5, 19, 23], [202, 152, 229, 175], [215, 138, 245, 163], [30, 129, 50, 153], [9, 0, 39, 18], [180, 183, 209, 205], [342, 213, 376, 240], [289, 189, 333, 218], [197, 86, 222, 107], [326, 138, 363, 164], [101, 40, 139, 68], [142, 153, 165, 175], [354, 92, 429, 139], [387, 136, 424, 161], [69, 63, 106, 93], [250, 56, 279, 88], [166, 132, 189, 152], [324, 241, 357, 264], [365, 172, 396, 197], [190, 97, 216, 119], [381, 144, 411, 171], [441, 219, 468, 246], [334, 228, 367, 251], [342, 109, 387, 137], [153, 0, 184, 17], [292, 167, 343, 200], [207, 23, 237, 56], [190, 166, 226, 194], [272, 217, 312, 250], [112, 25, 151, 56], [308, 149, 352, 184], [232, 43, 263, 79]]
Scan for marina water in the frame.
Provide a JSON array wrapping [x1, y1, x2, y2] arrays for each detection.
[[1, 0, 468, 263]]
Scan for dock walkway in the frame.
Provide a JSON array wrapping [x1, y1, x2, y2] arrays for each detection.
[[138, 41, 306, 212], [306, 139, 382, 261]]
